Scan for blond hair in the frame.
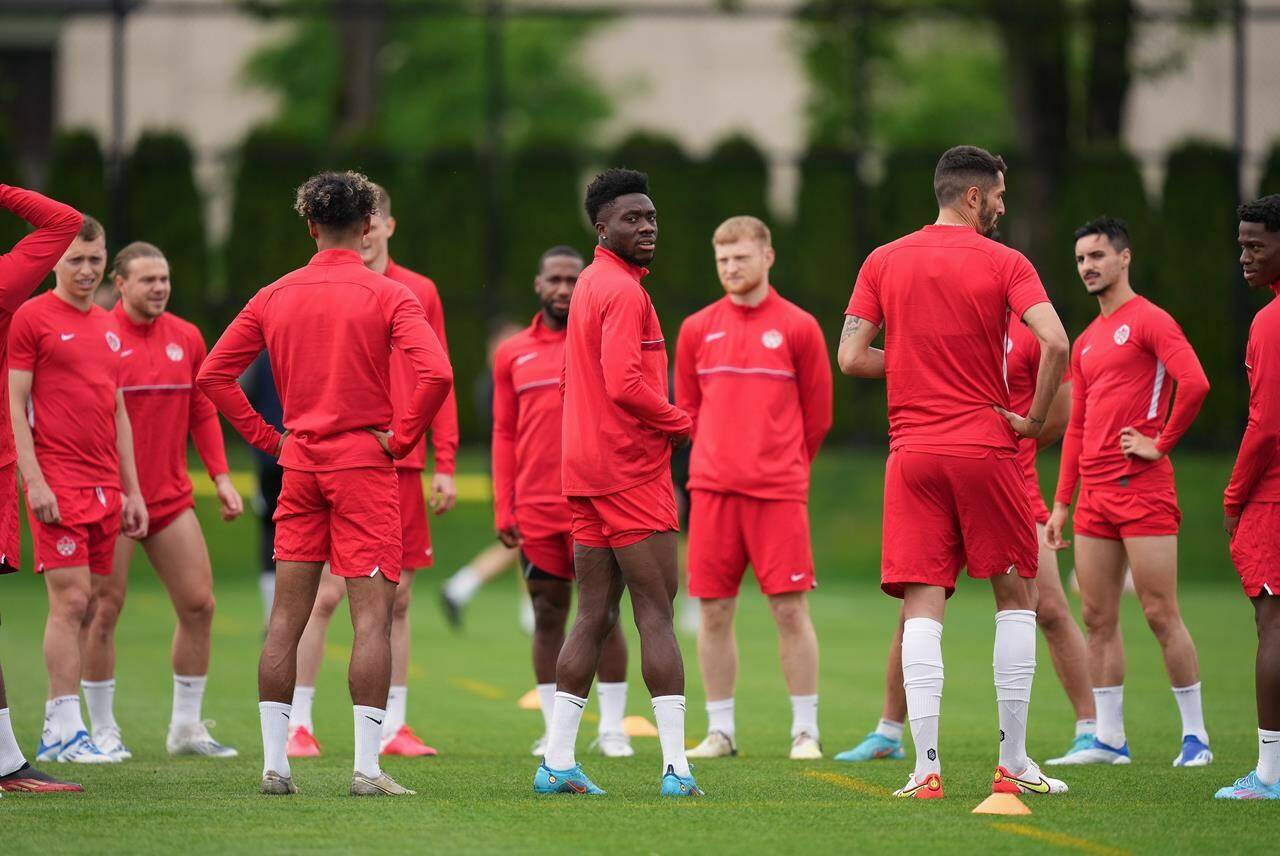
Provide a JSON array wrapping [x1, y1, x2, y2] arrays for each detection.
[[713, 215, 771, 247], [112, 241, 165, 280]]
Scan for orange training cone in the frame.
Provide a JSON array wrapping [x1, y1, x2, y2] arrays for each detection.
[[517, 688, 541, 710], [972, 793, 1032, 815], [622, 715, 659, 737]]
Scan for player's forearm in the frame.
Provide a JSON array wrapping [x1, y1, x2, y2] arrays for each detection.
[[609, 380, 692, 436], [191, 410, 230, 479], [1154, 357, 1210, 455], [1224, 423, 1277, 513], [490, 438, 517, 528], [0, 187, 83, 310], [428, 389, 459, 474], [389, 373, 452, 459], [10, 418, 45, 490], [1036, 383, 1072, 450], [1053, 427, 1083, 506], [114, 401, 142, 495], [1025, 341, 1068, 426]]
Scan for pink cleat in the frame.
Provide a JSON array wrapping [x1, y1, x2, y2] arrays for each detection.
[[286, 726, 322, 758], [380, 725, 438, 757]]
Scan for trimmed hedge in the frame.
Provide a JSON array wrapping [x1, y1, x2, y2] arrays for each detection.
[[0, 126, 28, 258], [46, 130, 109, 243]]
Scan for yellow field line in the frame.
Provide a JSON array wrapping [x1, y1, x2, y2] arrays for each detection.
[[990, 822, 1129, 856], [449, 676, 507, 700], [803, 770, 892, 796], [191, 470, 492, 503]]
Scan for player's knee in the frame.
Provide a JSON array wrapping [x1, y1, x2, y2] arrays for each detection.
[[57, 589, 92, 625], [313, 587, 343, 617], [179, 593, 216, 627], [1141, 600, 1180, 641], [90, 590, 125, 629], [1081, 601, 1118, 634], [391, 590, 412, 622], [769, 599, 810, 636], [1035, 596, 1068, 632]]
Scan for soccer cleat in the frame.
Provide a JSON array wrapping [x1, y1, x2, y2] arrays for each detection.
[[992, 760, 1068, 795], [380, 725, 438, 757], [790, 732, 823, 760], [53, 731, 117, 764], [93, 727, 132, 761], [1045, 732, 1095, 766], [351, 770, 416, 796], [0, 762, 83, 793], [286, 725, 322, 758], [834, 732, 906, 762], [1044, 736, 1130, 765], [892, 771, 944, 799], [167, 720, 238, 758], [590, 731, 635, 758], [439, 589, 464, 631], [660, 764, 704, 798], [531, 733, 548, 757], [686, 730, 737, 759], [1173, 735, 1213, 767], [533, 762, 605, 795], [1214, 770, 1280, 800], [260, 770, 297, 795]]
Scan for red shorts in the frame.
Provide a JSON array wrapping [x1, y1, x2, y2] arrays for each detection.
[[144, 494, 195, 538], [397, 469, 434, 571], [1073, 486, 1180, 540], [881, 449, 1037, 599], [687, 490, 814, 598], [30, 485, 122, 576], [1229, 501, 1280, 598], [1021, 454, 1050, 525], [0, 463, 19, 573], [518, 505, 575, 581], [274, 467, 402, 583], [568, 470, 679, 549]]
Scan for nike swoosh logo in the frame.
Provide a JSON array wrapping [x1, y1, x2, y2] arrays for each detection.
[[790, 573, 806, 582], [280, 712, 290, 720], [516, 352, 538, 365], [121, 349, 134, 357], [704, 331, 726, 342], [1264, 739, 1278, 744], [566, 780, 587, 794], [1007, 775, 1051, 794], [366, 716, 383, 726], [60, 333, 75, 341], [1081, 345, 1091, 355]]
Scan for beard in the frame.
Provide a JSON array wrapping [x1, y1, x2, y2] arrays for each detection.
[[978, 199, 999, 237]]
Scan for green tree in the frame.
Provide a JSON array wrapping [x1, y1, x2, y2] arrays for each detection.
[[46, 130, 109, 241], [503, 147, 592, 310], [0, 124, 26, 255]]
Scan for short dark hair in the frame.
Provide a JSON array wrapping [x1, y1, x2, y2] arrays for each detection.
[[1074, 216, 1131, 252], [370, 182, 391, 218], [933, 145, 1007, 207], [584, 168, 650, 224], [293, 171, 377, 228], [539, 245, 583, 270], [1239, 194, 1280, 232], [77, 214, 105, 243]]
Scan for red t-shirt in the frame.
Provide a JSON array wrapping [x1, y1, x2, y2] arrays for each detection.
[[197, 249, 453, 472], [1225, 284, 1280, 514], [385, 259, 458, 474], [9, 292, 122, 488], [561, 246, 691, 496], [113, 304, 229, 509], [1005, 315, 1071, 502], [491, 313, 569, 530], [1054, 295, 1209, 503], [675, 287, 832, 501], [845, 224, 1050, 455], [0, 186, 83, 470]]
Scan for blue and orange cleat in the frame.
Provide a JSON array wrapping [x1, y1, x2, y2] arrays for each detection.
[[834, 732, 905, 762], [1214, 770, 1280, 800], [892, 771, 944, 799], [1173, 735, 1213, 767], [533, 762, 605, 795], [660, 764, 704, 798]]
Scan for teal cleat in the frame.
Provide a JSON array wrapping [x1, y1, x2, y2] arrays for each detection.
[[533, 763, 605, 795], [1214, 770, 1280, 800], [834, 732, 905, 762], [660, 764, 704, 798], [1045, 733, 1095, 766]]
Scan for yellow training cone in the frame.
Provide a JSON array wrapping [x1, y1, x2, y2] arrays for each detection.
[[622, 715, 659, 737], [517, 688, 541, 710], [972, 793, 1032, 815]]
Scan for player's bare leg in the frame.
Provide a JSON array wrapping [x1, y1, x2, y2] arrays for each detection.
[[344, 572, 411, 795], [440, 542, 520, 630], [0, 661, 82, 791], [39, 566, 113, 763], [80, 542, 130, 757], [1033, 526, 1096, 765], [770, 591, 821, 758], [286, 569, 345, 755], [381, 568, 437, 756], [690, 596, 738, 757]]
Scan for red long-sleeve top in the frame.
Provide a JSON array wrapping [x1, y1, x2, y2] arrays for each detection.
[[491, 313, 569, 530], [385, 259, 458, 474], [1054, 295, 1209, 504], [561, 246, 691, 496], [1224, 284, 1280, 515], [675, 288, 832, 501], [197, 249, 453, 471], [0, 185, 82, 470], [112, 304, 228, 509]]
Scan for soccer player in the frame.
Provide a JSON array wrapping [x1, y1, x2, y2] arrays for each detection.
[[676, 215, 832, 760], [9, 215, 149, 765], [1045, 217, 1212, 767], [534, 168, 702, 798], [197, 171, 452, 797], [73, 241, 243, 761], [1216, 194, 1280, 800], [493, 245, 632, 758], [244, 352, 284, 625], [285, 183, 457, 760], [0, 183, 84, 792], [839, 146, 1071, 799]]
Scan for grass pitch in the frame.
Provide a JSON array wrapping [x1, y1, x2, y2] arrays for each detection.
[[0, 450, 1266, 854]]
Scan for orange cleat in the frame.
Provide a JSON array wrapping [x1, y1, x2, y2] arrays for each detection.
[[892, 772, 944, 799], [286, 725, 322, 758], [380, 725, 438, 757]]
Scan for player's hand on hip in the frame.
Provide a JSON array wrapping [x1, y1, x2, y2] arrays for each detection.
[[214, 473, 244, 522], [994, 406, 1041, 438], [27, 481, 60, 524], [274, 430, 289, 457], [1118, 426, 1162, 460], [368, 429, 393, 456], [1044, 502, 1071, 551], [496, 523, 522, 548], [122, 491, 149, 540], [1224, 512, 1240, 539], [431, 472, 457, 515]]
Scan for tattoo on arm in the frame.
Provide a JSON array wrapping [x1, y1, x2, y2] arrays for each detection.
[[840, 316, 862, 344]]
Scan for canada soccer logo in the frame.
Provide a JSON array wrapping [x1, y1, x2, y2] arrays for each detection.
[[166, 342, 184, 362], [1113, 324, 1131, 346], [105, 331, 121, 352], [761, 329, 783, 350], [56, 536, 76, 557]]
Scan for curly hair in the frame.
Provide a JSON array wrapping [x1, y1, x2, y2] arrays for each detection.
[[584, 168, 650, 224], [1239, 194, 1280, 232], [293, 171, 377, 228]]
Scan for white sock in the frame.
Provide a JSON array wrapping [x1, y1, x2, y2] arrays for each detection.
[[81, 679, 118, 734], [353, 705, 384, 776], [536, 683, 557, 734], [902, 617, 944, 778], [259, 571, 275, 624], [596, 682, 627, 735], [706, 697, 735, 739], [444, 566, 482, 604], [791, 694, 819, 739], [652, 694, 691, 777], [1171, 682, 1208, 744], [0, 708, 26, 775], [45, 694, 86, 744], [172, 674, 206, 729], [1094, 685, 1125, 747], [994, 609, 1037, 773], [1075, 718, 1097, 738], [384, 685, 407, 739], [876, 718, 905, 742], [289, 686, 315, 731], [1258, 728, 1280, 787], [259, 701, 291, 777], [544, 691, 586, 770]]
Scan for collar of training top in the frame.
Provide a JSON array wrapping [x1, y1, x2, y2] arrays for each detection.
[[530, 312, 566, 340], [309, 248, 363, 266], [593, 245, 649, 281]]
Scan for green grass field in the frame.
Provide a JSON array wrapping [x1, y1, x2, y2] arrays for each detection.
[[0, 449, 1266, 854]]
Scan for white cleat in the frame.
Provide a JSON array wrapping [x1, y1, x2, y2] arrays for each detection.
[[993, 760, 1068, 795], [57, 731, 118, 764], [261, 770, 297, 795], [790, 732, 823, 760], [591, 731, 635, 758], [687, 730, 737, 759], [531, 733, 548, 757], [167, 720, 239, 757], [93, 726, 132, 761], [351, 770, 416, 796]]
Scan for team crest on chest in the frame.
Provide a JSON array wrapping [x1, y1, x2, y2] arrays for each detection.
[[105, 331, 121, 352], [166, 342, 184, 362], [761, 329, 783, 350], [1113, 324, 1131, 346]]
